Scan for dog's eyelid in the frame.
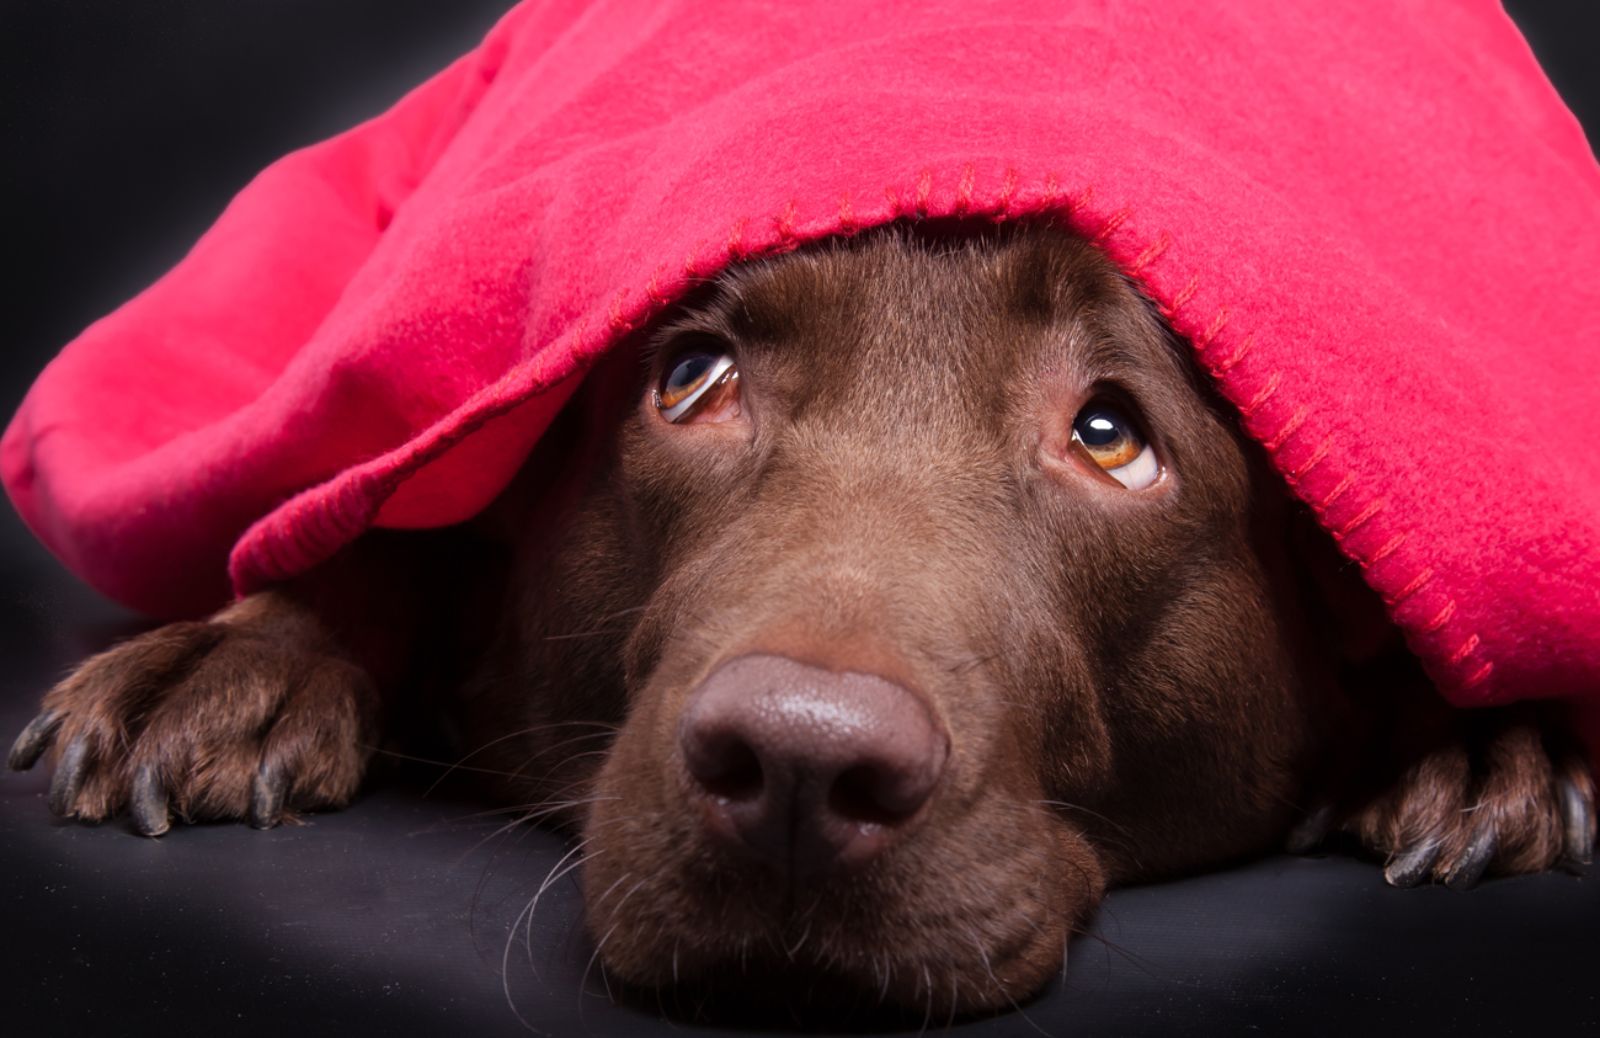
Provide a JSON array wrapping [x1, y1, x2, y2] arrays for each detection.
[[651, 326, 733, 359]]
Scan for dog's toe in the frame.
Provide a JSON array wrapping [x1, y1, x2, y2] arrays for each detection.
[[1557, 766, 1595, 870], [1383, 839, 1443, 887], [129, 765, 172, 837], [8, 710, 62, 772], [46, 736, 90, 818], [1439, 823, 1497, 890], [249, 762, 290, 830], [1343, 703, 1591, 886]]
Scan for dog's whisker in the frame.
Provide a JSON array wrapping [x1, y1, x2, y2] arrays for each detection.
[[577, 603, 650, 628], [606, 875, 649, 931], [447, 798, 618, 865], [411, 793, 617, 838], [1023, 797, 1140, 871], [573, 866, 630, 941], [577, 872, 650, 1019], [1031, 797, 1132, 835], [579, 920, 621, 1005], [652, 954, 672, 1024], [944, 652, 1002, 677], [524, 793, 617, 817], [970, 928, 1053, 1037], [363, 745, 531, 782], [507, 795, 619, 831], [433, 795, 592, 826], [1067, 923, 1178, 985], [782, 912, 814, 961], [499, 892, 544, 1034], [525, 851, 604, 979], [506, 837, 598, 976], [917, 963, 935, 1038], [543, 626, 630, 643], [540, 604, 651, 645], [515, 768, 605, 808], [579, 863, 652, 1010], [362, 720, 621, 798], [507, 730, 618, 779], [522, 748, 613, 780], [470, 718, 622, 744]]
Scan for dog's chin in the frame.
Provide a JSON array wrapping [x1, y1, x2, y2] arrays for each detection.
[[587, 896, 1079, 1021], [577, 804, 1100, 1018]]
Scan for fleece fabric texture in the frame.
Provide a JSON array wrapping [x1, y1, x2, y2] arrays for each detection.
[[4, 1, 1598, 729]]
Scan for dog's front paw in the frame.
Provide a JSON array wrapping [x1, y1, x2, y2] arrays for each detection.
[[7, 594, 378, 836], [1293, 704, 1595, 888]]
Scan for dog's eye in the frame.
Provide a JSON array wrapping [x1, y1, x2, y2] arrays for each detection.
[[656, 346, 741, 424], [1070, 401, 1160, 489]]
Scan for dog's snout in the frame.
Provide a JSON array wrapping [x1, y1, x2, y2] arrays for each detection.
[[678, 653, 948, 876]]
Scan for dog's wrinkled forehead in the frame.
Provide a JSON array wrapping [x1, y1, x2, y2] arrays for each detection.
[[650, 225, 1195, 432]]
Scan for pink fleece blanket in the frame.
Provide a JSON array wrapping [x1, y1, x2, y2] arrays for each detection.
[[5, 1, 1598, 731]]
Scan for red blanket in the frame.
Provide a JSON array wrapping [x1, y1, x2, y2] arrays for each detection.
[[5, 1, 1598, 730]]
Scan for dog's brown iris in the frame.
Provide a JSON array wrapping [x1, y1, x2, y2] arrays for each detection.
[[1070, 401, 1158, 488], [656, 348, 740, 423]]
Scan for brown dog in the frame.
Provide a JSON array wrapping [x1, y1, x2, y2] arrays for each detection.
[[8, 224, 1594, 1013]]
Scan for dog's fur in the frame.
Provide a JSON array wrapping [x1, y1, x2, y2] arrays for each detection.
[[9, 225, 1594, 1014]]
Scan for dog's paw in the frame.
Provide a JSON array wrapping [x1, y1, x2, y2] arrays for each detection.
[[1291, 704, 1595, 888], [7, 594, 378, 836]]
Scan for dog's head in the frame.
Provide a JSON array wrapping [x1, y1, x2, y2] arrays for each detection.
[[462, 224, 1333, 1012]]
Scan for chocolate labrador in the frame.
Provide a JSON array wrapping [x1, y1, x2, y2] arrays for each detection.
[[8, 223, 1594, 1013]]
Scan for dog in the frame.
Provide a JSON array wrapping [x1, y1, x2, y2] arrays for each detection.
[[8, 224, 1595, 1014]]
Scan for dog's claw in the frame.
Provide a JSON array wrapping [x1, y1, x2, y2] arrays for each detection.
[[249, 763, 288, 830], [1443, 825, 1497, 890], [1286, 803, 1335, 855], [1559, 775, 1594, 870], [46, 738, 88, 817], [129, 765, 170, 837], [1383, 840, 1441, 888], [8, 711, 61, 771]]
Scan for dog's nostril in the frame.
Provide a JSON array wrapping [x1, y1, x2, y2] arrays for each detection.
[[828, 762, 918, 826], [679, 654, 948, 872], [688, 731, 763, 802]]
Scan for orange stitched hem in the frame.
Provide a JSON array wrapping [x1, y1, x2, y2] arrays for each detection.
[[1336, 498, 1385, 539], [1423, 600, 1458, 633], [1448, 633, 1481, 667], [1264, 405, 1309, 452], [1240, 370, 1282, 417]]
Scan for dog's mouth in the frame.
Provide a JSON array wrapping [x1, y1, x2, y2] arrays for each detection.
[[576, 767, 1102, 1016]]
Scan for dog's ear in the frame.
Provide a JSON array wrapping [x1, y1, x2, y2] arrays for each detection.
[[1288, 504, 1400, 667], [469, 343, 642, 546], [1123, 269, 1399, 672]]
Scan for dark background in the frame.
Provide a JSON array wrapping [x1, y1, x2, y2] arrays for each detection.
[[1, 3, 1597, 1036]]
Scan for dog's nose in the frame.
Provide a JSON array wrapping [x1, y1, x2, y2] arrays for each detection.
[[678, 653, 948, 876]]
